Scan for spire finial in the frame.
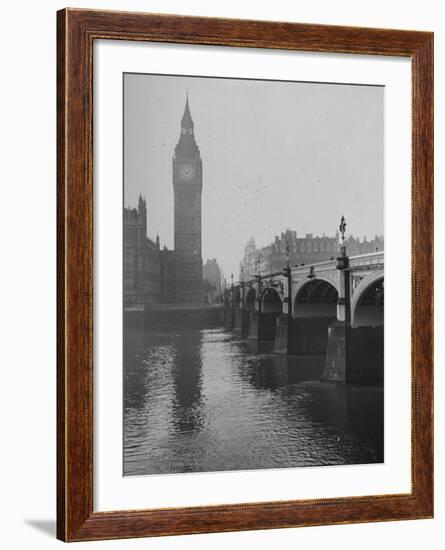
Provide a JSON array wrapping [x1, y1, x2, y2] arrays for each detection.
[[181, 92, 194, 133]]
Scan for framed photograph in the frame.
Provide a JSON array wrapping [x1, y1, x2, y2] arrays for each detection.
[[57, 8, 433, 542]]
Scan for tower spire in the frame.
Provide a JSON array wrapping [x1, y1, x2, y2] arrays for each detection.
[[174, 93, 200, 161], [181, 93, 194, 134]]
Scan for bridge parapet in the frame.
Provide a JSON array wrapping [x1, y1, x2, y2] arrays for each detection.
[[291, 258, 337, 278], [349, 251, 384, 269], [239, 252, 383, 288]]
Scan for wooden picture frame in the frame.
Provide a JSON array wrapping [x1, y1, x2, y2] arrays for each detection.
[[57, 8, 433, 542]]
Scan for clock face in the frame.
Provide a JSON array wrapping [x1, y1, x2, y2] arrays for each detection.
[[178, 163, 196, 182]]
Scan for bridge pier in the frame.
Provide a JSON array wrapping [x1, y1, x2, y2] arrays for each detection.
[[259, 312, 281, 341], [323, 323, 384, 383], [224, 304, 235, 331], [349, 326, 384, 383], [246, 310, 280, 342], [233, 308, 250, 336], [273, 314, 290, 354], [323, 321, 350, 382], [233, 308, 242, 333], [247, 310, 260, 340], [273, 315, 336, 356]]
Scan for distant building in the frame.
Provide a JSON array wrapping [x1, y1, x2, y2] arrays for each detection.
[[203, 259, 223, 302], [240, 229, 384, 280], [160, 248, 176, 304]]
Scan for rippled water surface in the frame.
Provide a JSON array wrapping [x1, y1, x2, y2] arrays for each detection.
[[124, 327, 383, 476]]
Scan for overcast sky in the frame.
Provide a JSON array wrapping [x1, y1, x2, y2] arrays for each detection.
[[124, 73, 384, 279]]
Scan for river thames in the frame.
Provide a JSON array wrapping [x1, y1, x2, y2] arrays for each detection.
[[124, 327, 383, 476]]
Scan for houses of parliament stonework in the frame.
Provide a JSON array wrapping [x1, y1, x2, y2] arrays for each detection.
[[124, 96, 205, 306]]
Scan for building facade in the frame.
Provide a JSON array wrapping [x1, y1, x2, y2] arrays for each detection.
[[123, 195, 161, 306], [240, 229, 384, 280], [203, 259, 223, 302]]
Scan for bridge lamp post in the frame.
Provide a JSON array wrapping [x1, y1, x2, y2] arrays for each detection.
[[337, 216, 351, 326], [282, 240, 292, 322], [255, 254, 262, 313]]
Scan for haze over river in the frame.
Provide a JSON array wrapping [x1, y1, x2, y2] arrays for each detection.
[[124, 327, 383, 476]]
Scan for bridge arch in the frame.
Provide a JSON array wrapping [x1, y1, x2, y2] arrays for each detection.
[[257, 286, 283, 342], [293, 278, 338, 318], [245, 287, 256, 311], [260, 286, 283, 313], [351, 274, 384, 327]]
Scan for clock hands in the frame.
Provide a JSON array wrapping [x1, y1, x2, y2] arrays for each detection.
[[178, 165, 194, 179]]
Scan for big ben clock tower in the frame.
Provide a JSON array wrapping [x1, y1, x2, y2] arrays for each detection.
[[172, 95, 203, 303]]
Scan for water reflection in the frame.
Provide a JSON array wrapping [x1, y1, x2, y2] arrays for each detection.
[[171, 330, 204, 433], [124, 327, 383, 476]]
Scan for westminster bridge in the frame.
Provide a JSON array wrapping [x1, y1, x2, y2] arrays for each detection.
[[225, 251, 384, 384]]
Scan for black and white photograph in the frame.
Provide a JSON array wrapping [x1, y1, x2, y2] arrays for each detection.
[[123, 73, 384, 477], [1, 0, 439, 546]]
